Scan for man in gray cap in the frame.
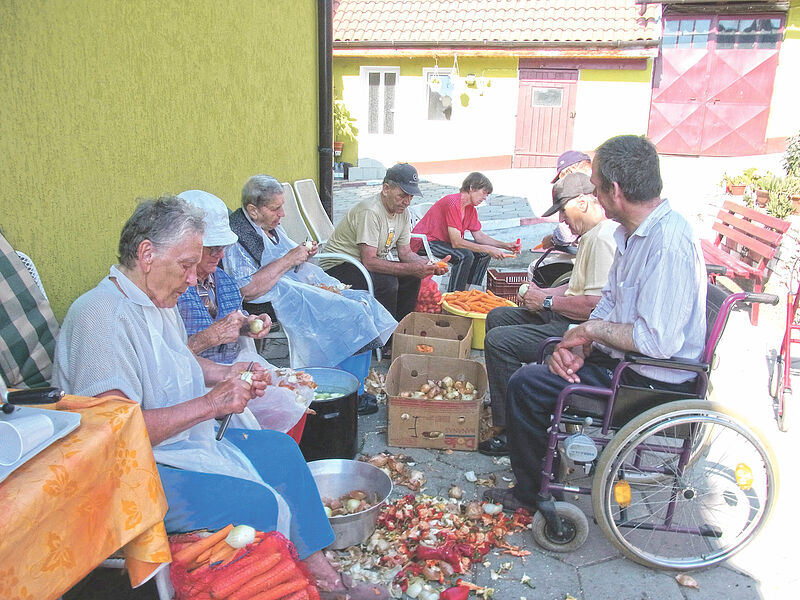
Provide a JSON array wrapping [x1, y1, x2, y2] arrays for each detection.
[[480, 172, 616, 456], [541, 150, 593, 251], [323, 163, 448, 344]]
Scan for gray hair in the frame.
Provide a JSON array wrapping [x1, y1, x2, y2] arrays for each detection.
[[593, 135, 662, 204], [241, 175, 283, 209], [118, 196, 205, 268]]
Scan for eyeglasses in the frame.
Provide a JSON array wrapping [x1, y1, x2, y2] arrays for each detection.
[[206, 246, 227, 256]]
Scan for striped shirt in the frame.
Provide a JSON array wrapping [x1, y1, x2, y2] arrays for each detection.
[[591, 199, 706, 384]]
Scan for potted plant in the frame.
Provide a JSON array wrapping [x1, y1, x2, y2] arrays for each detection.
[[755, 172, 785, 208], [783, 131, 800, 177], [333, 100, 358, 156]]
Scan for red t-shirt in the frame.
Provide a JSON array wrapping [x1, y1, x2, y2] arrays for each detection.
[[410, 193, 481, 253]]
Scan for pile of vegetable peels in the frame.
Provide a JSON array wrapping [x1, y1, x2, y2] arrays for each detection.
[[327, 493, 532, 599]]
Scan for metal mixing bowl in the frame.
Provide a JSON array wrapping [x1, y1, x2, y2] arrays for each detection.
[[309, 458, 393, 549]]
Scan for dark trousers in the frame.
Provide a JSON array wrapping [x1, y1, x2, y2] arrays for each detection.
[[325, 261, 420, 322], [423, 240, 490, 292], [506, 351, 693, 505], [484, 306, 578, 427]]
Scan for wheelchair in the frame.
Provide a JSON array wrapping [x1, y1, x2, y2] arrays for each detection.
[[526, 283, 779, 570]]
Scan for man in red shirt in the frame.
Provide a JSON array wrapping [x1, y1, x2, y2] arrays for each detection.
[[411, 172, 517, 292]]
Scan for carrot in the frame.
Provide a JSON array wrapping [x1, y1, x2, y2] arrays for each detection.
[[174, 524, 234, 565], [305, 585, 321, 600], [209, 552, 282, 599], [248, 578, 308, 600], [227, 560, 300, 600], [219, 547, 245, 567], [209, 543, 237, 565]]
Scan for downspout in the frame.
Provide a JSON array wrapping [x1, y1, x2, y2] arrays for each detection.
[[318, 0, 333, 219]]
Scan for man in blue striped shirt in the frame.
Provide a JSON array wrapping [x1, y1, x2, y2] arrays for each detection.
[[484, 135, 707, 513]]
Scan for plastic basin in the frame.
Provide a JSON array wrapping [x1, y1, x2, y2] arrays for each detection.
[[441, 298, 515, 350], [308, 459, 393, 549]]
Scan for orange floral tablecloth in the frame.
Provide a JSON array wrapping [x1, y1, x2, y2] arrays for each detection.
[[0, 396, 171, 600]]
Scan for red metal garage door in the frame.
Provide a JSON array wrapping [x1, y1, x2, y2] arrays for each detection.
[[513, 69, 578, 168], [648, 15, 783, 156]]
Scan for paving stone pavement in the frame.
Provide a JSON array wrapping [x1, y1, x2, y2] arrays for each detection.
[[334, 163, 797, 600]]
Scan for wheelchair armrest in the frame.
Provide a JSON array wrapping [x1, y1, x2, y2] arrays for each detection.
[[623, 352, 710, 374], [534, 336, 563, 363]]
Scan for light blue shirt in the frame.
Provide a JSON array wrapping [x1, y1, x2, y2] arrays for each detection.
[[591, 200, 706, 384]]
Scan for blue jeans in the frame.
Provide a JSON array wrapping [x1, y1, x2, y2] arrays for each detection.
[[424, 240, 491, 292], [157, 429, 334, 559]]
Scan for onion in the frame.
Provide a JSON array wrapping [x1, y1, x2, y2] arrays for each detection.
[[345, 498, 362, 513], [406, 579, 424, 598], [518, 283, 530, 297], [483, 502, 503, 515], [448, 485, 463, 499], [224, 524, 256, 548], [249, 318, 265, 334], [323, 506, 332, 518]]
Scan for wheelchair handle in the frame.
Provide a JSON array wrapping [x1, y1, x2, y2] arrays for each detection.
[[744, 292, 779, 305]]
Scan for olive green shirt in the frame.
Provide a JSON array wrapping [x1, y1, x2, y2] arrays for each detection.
[[320, 194, 411, 268]]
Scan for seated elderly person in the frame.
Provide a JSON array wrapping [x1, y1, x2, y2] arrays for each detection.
[[410, 171, 516, 292], [176, 190, 272, 364], [224, 175, 396, 369], [53, 197, 387, 599], [321, 163, 449, 334]]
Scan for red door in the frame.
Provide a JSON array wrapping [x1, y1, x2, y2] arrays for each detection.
[[649, 15, 783, 156], [513, 69, 578, 168]]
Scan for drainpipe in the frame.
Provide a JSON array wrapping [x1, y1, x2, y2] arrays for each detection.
[[318, 0, 333, 219]]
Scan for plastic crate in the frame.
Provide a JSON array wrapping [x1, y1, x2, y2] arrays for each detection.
[[487, 269, 527, 304]]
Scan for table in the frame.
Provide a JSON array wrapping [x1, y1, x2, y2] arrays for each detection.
[[0, 396, 171, 600]]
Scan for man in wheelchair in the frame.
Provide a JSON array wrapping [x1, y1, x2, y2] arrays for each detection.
[[484, 135, 707, 514]]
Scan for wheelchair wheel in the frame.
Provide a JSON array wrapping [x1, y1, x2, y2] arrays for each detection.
[[549, 270, 573, 288], [531, 502, 589, 553], [592, 400, 778, 570]]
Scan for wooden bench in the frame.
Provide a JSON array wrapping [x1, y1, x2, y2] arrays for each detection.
[[701, 200, 790, 325]]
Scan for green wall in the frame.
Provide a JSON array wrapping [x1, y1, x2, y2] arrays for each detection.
[[1, 0, 320, 320]]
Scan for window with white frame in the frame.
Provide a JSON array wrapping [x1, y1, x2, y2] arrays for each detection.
[[362, 67, 399, 135], [425, 69, 454, 121]]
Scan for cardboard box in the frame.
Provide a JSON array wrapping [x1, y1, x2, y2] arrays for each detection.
[[391, 312, 473, 362], [386, 355, 488, 451]]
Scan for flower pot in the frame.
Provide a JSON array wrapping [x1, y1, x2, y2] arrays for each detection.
[[729, 184, 747, 196], [333, 141, 343, 156], [756, 189, 770, 207], [792, 195, 800, 215]]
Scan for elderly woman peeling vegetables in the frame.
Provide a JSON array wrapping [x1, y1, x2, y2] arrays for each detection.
[[53, 197, 387, 599], [223, 175, 396, 368]]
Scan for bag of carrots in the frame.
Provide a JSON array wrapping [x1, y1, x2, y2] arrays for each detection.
[[169, 525, 319, 600]]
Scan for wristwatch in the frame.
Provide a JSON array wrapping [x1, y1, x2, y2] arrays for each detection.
[[542, 296, 554, 311]]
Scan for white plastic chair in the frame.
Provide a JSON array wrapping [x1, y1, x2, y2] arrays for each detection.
[[280, 183, 315, 245], [294, 178, 335, 243]]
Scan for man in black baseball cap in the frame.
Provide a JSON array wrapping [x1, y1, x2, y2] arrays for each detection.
[[323, 162, 448, 357], [384, 162, 423, 197]]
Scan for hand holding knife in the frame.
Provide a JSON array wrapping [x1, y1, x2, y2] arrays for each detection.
[[215, 361, 254, 441]]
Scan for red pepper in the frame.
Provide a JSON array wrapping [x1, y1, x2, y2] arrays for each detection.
[[440, 587, 469, 600]]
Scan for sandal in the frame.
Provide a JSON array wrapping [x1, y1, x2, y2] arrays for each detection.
[[482, 487, 538, 513], [317, 574, 389, 600]]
